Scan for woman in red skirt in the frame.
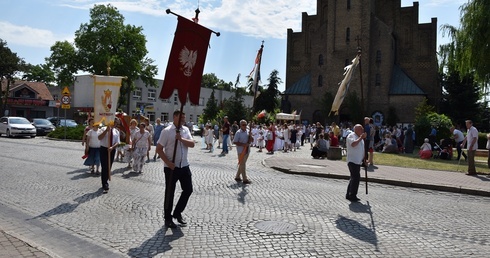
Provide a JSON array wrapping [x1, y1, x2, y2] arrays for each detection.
[[266, 123, 276, 154]]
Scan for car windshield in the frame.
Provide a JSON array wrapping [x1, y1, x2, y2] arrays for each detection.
[[34, 119, 52, 125], [10, 118, 30, 124], [60, 120, 77, 126]]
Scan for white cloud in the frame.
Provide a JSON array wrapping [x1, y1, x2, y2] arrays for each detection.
[[57, 0, 317, 39], [0, 21, 72, 48], [424, 0, 467, 7]]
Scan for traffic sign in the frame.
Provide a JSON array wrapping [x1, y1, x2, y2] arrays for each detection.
[[61, 87, 71, 109], [62, 86, 70, 96]]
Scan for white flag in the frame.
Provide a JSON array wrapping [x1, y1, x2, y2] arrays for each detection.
[[330, 55, 360, 115], [93, 75, 123, 125]]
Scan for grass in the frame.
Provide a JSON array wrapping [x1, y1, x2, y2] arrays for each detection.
[[367, 149, 490, 175]]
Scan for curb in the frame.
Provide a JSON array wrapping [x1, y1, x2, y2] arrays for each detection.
[[269, 166, 490, 197]]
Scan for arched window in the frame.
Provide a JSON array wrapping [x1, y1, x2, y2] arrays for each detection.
[[376, 50, 381, 63], [376, 73, 381, 86], [346, 28, 350, 43], [319, 54, 324, 66], [347, 0, 351, 9], [318, 75, 323, 87]]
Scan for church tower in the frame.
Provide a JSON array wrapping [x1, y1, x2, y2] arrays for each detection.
[[284, 0, 439, 126]]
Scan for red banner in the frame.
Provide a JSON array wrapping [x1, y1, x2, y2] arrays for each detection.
[[159, 16, 212, 105]]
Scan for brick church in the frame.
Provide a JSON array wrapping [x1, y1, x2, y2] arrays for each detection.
[[283, 0, 440, 126]]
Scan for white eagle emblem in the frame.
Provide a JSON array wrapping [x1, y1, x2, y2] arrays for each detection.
[[179, 46, 197, 77]]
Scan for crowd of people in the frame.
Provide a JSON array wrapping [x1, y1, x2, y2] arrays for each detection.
[[80, 113, 490, 226]]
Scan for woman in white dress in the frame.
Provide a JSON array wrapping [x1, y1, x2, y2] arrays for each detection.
[[131, 122, 151, 173], [205, 125, 215, 152], [274, 126, 284, 151]]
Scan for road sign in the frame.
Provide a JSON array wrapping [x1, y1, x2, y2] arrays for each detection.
[[61, 87, 71, 109], [62, 86, 71, 96]]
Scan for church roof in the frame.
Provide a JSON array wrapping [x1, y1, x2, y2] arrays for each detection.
[[389, 65, 426, 95], [284, 74, 311, 95]]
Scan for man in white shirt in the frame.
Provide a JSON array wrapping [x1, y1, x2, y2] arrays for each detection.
[[461, 120, 478, 175], [450, 126, 467, 161], [156, 110, 195, 228], [345, 124, 366, 202]]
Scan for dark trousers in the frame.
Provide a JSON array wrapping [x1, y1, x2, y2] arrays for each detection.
[[364, 139, 370, 162], [164, 166, 193, 221], [100, 146, 115, 189], [456, 141, 467, 160], [346, 162, 361, 199]]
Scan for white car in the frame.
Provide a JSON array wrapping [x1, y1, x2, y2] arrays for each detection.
[[0, 116, 37, 138]]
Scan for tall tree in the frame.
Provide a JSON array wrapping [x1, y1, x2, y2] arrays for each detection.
[[254, 70, 282, 114], [222, 90, 248, 124], [22, 63, 56, 86], [440, 0, 490, 87], [202, 89, 219, 123], [0, 39, 25, 116], [201, 73, 220, 89], [440, 70, 482, 127], [47, 4, 158, 110]]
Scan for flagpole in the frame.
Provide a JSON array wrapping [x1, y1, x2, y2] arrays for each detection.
[[166, 9, 221, 37], [357, 46, 368, 195]]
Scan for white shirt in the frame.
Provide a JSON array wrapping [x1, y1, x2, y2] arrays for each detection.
[[98, 127, 120, 148], [346, 131, 364, 165], [453, 129, 464, 142], [86, 130, 101, 148], [157, 123, 193, 168], [467, 126, 478, 150]]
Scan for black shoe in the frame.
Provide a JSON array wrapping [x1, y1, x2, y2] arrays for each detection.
[[346, 196, 360, 202], [173, 214, 187, 225], [165, 220, 177, 228]]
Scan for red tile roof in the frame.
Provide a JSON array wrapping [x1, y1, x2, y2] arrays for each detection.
[[1, 80, 54, 100]]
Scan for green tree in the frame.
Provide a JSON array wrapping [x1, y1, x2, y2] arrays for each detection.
[[440, 70, 482, 127], [440, 0, 490, 86], [222, 91, 249, 125], [202, 89, 219, 123], [201, 73, 219, 89], [0, 39, 25, 116], [22, 63, 56, 86], [414, 99, 452, 145], [46, 4, 158, 110], [47, 41, 78, 87], [254, 70, 282, 114]]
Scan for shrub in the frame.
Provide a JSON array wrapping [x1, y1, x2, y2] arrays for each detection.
[[47, 125, 85, 140]]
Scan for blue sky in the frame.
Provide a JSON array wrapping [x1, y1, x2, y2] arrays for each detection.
[[1, 0, 466, 92]]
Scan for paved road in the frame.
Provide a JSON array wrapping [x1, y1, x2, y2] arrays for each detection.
[[0, 136, 489, 257]]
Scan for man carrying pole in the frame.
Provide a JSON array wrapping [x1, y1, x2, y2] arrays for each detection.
[[157, 8, 219, 228]]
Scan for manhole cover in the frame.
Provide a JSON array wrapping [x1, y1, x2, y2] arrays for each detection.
[[255, 221, 297, 234]]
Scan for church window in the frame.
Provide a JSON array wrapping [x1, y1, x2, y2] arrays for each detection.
[[318, 75, 323, 87], [347, 0, 351, 9], [319, 54, 324, 66], [346, 28, 350, 43], [376, 74, 381, 86], [345, 59, 349, 67], [376, 50, 381, 63]]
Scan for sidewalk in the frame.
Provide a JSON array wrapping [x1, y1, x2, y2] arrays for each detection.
[[264, 155, 490, 197]]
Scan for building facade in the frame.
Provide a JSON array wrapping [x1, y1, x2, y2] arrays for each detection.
[[1, 80, 56, 119], [70, 75, 253, 124], [283, 0, 439, 126]]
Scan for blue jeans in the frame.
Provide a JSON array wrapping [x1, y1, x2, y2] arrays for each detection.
[[222, 134, 229, 153]]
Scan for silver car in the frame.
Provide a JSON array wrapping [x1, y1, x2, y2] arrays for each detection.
[[0, 116, 37, 138]]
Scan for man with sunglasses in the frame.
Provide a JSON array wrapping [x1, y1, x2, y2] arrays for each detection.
[[233, 120, 253, 184]]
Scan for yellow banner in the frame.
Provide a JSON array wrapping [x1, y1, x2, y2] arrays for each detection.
[[93, 75, 123, 126]]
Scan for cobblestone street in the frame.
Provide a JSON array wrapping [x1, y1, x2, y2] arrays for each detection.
[[0, 136, 489, 257]]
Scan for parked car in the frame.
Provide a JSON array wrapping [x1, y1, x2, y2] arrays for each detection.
[[0, 116, 37, 138], [31, 118, 56, 136], [46, 117, 60, 126], [192, 125, 202, 136], [59, 119, 78, 127]]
